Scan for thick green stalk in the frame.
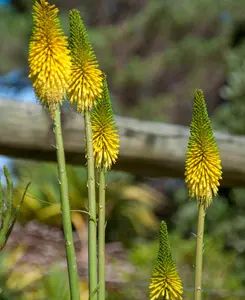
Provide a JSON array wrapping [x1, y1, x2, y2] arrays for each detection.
[[84, 110, 98, 300], [98, 167, 106, 300], [194, 204, 205, 300], [54, 108, 80, 300]]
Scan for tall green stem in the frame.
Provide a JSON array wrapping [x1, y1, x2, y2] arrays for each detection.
[[98, 167, 106, 300], [54, 108, 80, 300], [84, 110, 97, 299], [194, 204, 205, 300]]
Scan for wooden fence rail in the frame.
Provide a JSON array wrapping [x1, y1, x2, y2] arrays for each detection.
[[1, 99, 245, 186]]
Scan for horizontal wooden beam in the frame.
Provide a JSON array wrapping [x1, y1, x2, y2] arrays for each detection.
[[0, 99, 245, 187]]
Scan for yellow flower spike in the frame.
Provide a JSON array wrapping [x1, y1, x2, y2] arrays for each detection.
[[185, 89, 222, 208], [149, 221, 183, 300], [68, 9, 103, 112], [91, 75, 120, 170], [28, 0, 71, 117]]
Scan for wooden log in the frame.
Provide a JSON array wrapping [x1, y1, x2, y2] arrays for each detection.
[[0, 98, 245, 186]]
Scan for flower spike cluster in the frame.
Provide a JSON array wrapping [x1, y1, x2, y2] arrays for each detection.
[[91, 75, 119, 170], [68, 9, 103, 112], [149, 221, 183, 300], [28, 0, 71, 117], [185, 89, 222, 208]]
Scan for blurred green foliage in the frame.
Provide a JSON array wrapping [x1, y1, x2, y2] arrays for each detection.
[[172, 186, 245, 284], [0, 166, 27, 250], [7, 160, 244, 299], [0, 245, 80, 299], [214, 42, 245, 134], [13, 160, 161, 245], [120, 234, 244, 300]]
